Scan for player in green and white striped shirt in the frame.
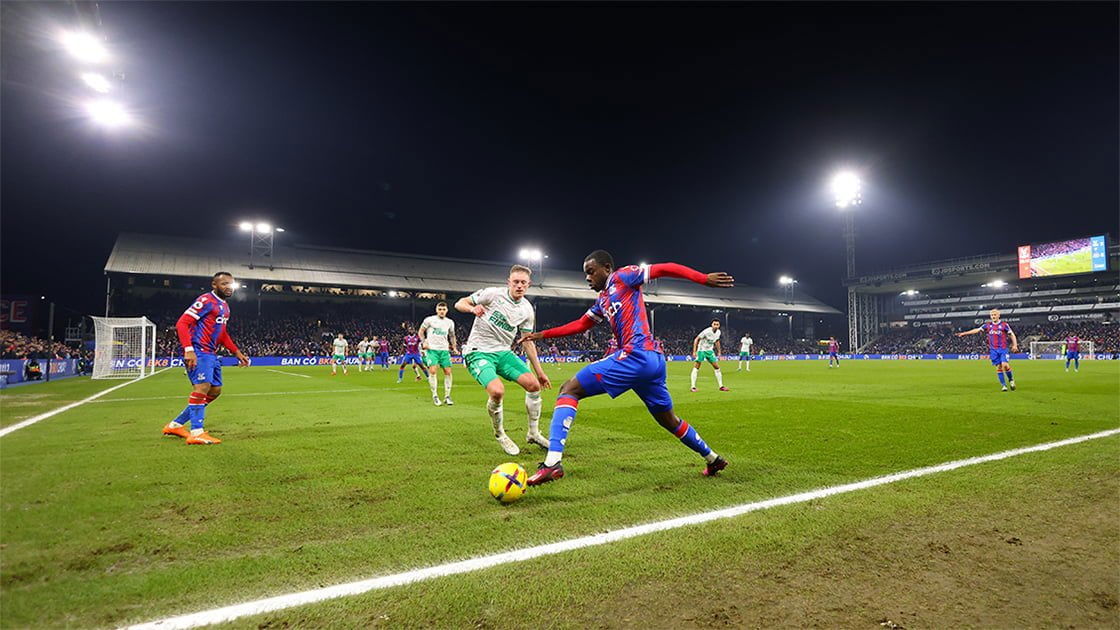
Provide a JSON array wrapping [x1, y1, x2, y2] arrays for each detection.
[[330, 333, 349, 376], [454, 265, 551, 456], [419, 302, 458, 406]]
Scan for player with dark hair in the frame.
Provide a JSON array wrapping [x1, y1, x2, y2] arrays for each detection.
[[397, 328, 425, 383], [1064, 333, 1081, 372], [827, 336, 841, 368], [691, 319, 728, 391], [518, 250, 735, 485], [162, 272, 250, 445]]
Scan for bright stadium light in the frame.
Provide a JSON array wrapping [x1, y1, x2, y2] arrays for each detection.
[[80, 72, 111, 93], [60, 31, 110, 63], [84, 99, 130, 128], [275, 227, 285, 233], [983, 280, 1007, 289], [239, 221, 253, 232], [388, 290, 398, 298], [779, 275, 797, 286], [900, 289, 919, 296], [831, 171, 862, 209], [518, 248, 529, 259], [255, 222, 271, 234]]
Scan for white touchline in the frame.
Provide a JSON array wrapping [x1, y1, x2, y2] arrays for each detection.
[[0, 368, 173, 439], [90, 388, 375, 404], [265, 369, 312, 379], [122, 427, 1120, 630]]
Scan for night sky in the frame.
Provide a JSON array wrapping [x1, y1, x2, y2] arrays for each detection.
[[2, 1, 1117, 315]]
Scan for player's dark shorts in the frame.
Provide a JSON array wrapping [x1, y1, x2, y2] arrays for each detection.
[[400, 352, 424, 366], [576, 349, 672, 413], [1066, 350, 1080, 360], [186, 352, 222, 387], [989, 348, 1010, 366], [377, 352, 389, 364], [829, 352, 838, 359]]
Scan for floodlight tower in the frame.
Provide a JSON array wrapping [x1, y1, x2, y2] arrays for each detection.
[[832, 171, 873, 351], [240, 221, 283, 270], [518, 248, 546, 286]]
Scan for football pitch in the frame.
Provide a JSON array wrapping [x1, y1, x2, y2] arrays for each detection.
[[1030, 247, 1092, 276], [2, 360, 1118, 628]]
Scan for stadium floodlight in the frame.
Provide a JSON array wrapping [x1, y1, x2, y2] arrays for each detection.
[[388, 290, 398, 298], [84, 99, 130, 128], [239, 221, 253, 232], [275, 227, 285, 233], [900, 289, 919, 296], [255, 222, 271, 234], [982, 280, 1007, 289], [778, 275, 798, 286], [60, 31, 110, 63], [80, 72, 111, 93], [831, 171, 862, 209]]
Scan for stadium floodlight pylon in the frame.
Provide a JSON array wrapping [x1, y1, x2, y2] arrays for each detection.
[[90, 316, 157, 379], [1029, 340, 1095, 361]]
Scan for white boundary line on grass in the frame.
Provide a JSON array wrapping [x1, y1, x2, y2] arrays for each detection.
[[0, 368, 173, 438], [123, 427, 1120, 630], [90, 388, 374, 404], [265, 369, 312, 378]]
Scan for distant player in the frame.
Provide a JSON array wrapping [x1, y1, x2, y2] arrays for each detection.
[[397, 329, 425, 383], [377, 336, 390, 369], [1064, 334, 1081, 372], [691, 319, 728, 391], [827, 336, 841, 368], [519, 252, 735, 485], [548, 343, 560, 365], [419, 302, 458, 406], [603, 337, 618, 359], [737, 332, 753, 371], [162, 272, 250, 445], [652, 337, 664, 354], [956, 308, 1019, 391], [331, 333, 349, 375], [357, 337, 371, 371], [454, 265, 551, 455]]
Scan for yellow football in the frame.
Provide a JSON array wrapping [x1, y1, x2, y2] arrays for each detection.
[[489, 462, 527, 504]]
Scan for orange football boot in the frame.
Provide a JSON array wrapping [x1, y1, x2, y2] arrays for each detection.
[[162, 423, 190, 439], [185, 432, 222, 445]]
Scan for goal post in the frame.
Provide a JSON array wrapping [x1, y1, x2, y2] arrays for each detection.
[[91, 316, 158, 380], [1029, 340, 1095, 360]]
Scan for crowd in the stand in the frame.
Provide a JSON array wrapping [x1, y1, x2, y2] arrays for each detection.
[[0, 330, 84, 360], [863, 321, 1119, 355], [1029, 238, 1090, 259]]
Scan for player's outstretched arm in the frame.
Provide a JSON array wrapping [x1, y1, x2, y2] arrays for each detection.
[[648, 263, 734, 288], [519, 314, 597, 344], [955, 327, 983, 337], [521, 339, 551, 389]]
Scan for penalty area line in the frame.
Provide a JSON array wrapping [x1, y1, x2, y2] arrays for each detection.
[[122, 427, 1120, 630], [265, 369, 312, 378], [0, 368, 174, 439]]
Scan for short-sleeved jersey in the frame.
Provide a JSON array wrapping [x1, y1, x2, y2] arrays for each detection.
[[981, 321, 1013, 350], [420, 316, 456, 351], [182, 291, 231, 354], [464, 287, 535, 353], [379, 339, 390, 352], [403, 334, 421, 354], [740, 336, 753, 352], [586, 265, 655, 353], [332, 338, 348, 355], [357, 340, 370, 353], [1065, 336, 1080, 352], [696, 327, 721, 352], [828, 340, 840, 353]]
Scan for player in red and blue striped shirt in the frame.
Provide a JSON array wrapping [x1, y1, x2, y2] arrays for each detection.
[[1065, 335, 1081, 372], [518, 250, 735, 485], [162, 272, 250, 444], [957, 308, 1019, 391]]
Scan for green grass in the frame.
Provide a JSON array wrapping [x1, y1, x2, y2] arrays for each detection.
[[1031, 247, 1092, 276], [1, 360, 1118, 628]]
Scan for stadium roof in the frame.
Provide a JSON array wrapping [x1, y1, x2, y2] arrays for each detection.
[[104, 233, 841, 315]]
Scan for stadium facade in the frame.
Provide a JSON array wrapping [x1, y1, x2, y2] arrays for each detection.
[[845, 240, 1119, 350], [104, 233, 841, 333]]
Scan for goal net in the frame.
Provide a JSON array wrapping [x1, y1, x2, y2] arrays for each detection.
[[1029, 340, 1095, 360], [91, 316, 158, 380]]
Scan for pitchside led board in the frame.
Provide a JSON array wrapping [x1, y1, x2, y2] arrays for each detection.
[[1017, 235, 1108, 279]]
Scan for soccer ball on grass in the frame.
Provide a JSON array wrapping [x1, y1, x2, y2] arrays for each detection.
[[489, 462, 527, 504]]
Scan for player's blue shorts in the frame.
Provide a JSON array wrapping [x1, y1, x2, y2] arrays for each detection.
[[829, 352, 838, 358], [575, 349, 673, 413], [1066, 350, 1080, 360], [186, 352, 222, 387], [989, 348, 1010, 366], [377, 352, 389, 364], [400, 352, 424, 366]]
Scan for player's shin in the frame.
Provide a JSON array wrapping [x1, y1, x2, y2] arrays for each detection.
[[714, 368, 724, 388], [670, 417, 718, 463], [690, 367, 698, 388], [997, 369, 1006, 385], [427, 372, 438, 396], [187, 392, 208, 432], [444, 373, 453, 397], [486, 398, 506, 436], [525, 391, 543, 434], [168, 406, 190, 428], [545, 395, 579, 466]]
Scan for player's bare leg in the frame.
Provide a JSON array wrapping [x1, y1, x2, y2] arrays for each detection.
[[515, 372, 548, 449], [484, 379, 519, 455]]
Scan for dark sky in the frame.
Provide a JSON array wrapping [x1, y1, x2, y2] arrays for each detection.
[[2, 1, 1117, 314]]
